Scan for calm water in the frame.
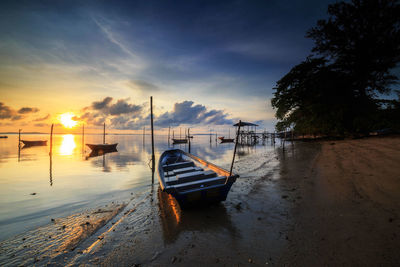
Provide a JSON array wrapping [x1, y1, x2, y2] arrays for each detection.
[[0, 133, 269, 241]]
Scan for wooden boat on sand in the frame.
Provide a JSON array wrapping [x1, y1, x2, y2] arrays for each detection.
[[158, 149, 238, 208], [0, 136, 8, 138], [21, 140, 47, 146]]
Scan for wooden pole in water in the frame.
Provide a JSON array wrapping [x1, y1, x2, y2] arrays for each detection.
[[103, 122, 106, 144], [188, 128, 191, 153], [180, 128, 181, 139], [82, 124, 85, 153], [230, 120, 241, 176], [18, 129, 21, 145], [143, 126, 145, 145], [49, 124, 54, 156], [209, 129, 212, 143], [150, 96, 155, 184], [168, 126, 170, 144], [172, 130, 175, 139]]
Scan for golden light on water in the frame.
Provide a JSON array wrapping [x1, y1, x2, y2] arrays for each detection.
[[60, 134, 76, 155], [59, 113, 78, 128]]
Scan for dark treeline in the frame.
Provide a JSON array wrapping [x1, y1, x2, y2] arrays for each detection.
[[271, 0, 400, 136]]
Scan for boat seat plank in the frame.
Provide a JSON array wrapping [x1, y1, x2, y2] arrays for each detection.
[[163, 161, 195, 172], [171, 176, 226, 191], [167, 170, 218, 186], [164, 166, 202, 177]]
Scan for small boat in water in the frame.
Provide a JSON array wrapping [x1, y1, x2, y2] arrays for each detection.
[[86, 143, 118, 153], [21, 140, 47, 146], [172, 138, 188, 144], [158, 149, 238, 208], [219, 137, 234, 143]]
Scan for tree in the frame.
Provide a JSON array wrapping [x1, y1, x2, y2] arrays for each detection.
[[271, 0, 400, 135]]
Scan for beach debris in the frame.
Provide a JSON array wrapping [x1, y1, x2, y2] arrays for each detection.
[[51, 218, 55, 222], [281, 195, 288, 199], [171, 256, 177, 263], [30, 193, 37, 195], [235, 202, 242, 210]]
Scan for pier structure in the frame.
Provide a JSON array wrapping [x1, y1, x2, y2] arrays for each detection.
[[233, 121, 270, 145]]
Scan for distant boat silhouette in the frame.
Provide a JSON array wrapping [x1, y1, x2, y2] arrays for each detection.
[[0, 136, 8, 138], [219, 137, 234, 143], [172, 138, 188, 144], [86, 143, 118, 153], [21, 140, 47, 146]]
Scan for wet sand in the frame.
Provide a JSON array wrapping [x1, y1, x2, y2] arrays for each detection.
[[1, 136, 399, 266]]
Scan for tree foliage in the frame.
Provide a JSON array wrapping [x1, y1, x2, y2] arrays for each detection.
[[271, 0, 400, 135]]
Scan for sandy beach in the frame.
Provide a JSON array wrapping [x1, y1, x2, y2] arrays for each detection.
[[1, 136, 399, 266]]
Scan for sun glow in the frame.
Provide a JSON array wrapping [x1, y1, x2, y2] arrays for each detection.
[[59, 113, 78, 128], [59, 134, 76, 155]]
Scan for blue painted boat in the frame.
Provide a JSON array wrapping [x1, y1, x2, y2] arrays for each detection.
[[158, 149, 238, 208]]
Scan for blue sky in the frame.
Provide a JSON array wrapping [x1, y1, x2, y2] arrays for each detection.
[[0, 0, 336, 132]]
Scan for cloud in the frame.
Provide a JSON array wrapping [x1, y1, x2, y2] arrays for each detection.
[[126, 80, 159, 93], [34, 114, 50, 121], [81, 97, 145, 128], [18, 107, 39, 114], [109, 99, 142, 116], [34, 123, 49, 127], [155, 101, 233, 127], [0, 102, 14, 119], [92, 97, 113, 110]]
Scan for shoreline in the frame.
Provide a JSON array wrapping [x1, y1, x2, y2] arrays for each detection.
[[1, 136, 399, 266]]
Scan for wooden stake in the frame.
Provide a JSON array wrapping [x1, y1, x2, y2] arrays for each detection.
[[168, 126, 170, 144], [103, 122, 106, 144], [188, 128, 191, 153], [50, 124, 54, 156], [18, 129, 21, 146], [230, 120, 241, 176], [150, 96, 155, 184], [143, 126, 145, 144], [82, 124, 85, 153]]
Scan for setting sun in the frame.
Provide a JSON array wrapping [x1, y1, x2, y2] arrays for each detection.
[[59, 113, 78, 128]]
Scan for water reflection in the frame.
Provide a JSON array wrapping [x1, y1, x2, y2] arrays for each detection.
[[59, 134, 76, 156], [157, 188, 236, 244]]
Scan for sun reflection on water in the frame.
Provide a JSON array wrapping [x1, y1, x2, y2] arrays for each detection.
[[59, 134, 76, 155]]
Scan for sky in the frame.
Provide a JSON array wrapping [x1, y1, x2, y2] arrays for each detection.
[[0, 0, 335, 134]]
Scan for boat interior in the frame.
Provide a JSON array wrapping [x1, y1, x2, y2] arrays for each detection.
[[161, 154, 228, 192]]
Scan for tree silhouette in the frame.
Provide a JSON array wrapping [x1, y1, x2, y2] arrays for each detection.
[[272, 0, 400, 135]]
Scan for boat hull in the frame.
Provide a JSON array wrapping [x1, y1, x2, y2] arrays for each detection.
[[86, 143, 118, 152], [21, 140, 47, 146], [220, 138, 234, 143], [172, 138, 188, 144], [158, 149, 238, 208]]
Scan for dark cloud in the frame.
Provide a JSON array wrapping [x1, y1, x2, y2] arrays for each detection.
[[87, 97, 142, 116], [127, 80, 159, 92], [34, 114, 50, 121], [34, 123, 49, 127], [11, 115, 23, 121], [109, 99, 142, 116], [92, 97, 113, 110], [155, 101, 233, 127], [0, 102, 14, 119], [18, 107, 39, 114]]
